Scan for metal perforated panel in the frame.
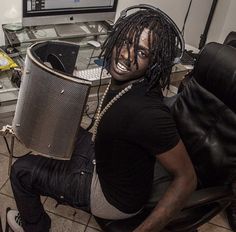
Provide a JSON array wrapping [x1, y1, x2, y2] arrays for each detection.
[[12, 42, 91, 159]]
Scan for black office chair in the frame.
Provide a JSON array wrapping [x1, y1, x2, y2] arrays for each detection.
[[223, 31, 236, 48], [0, 217, 2, 232], [94, 42, 236, 231]]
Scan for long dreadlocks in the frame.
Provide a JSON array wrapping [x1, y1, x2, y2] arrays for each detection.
[[100, 8, 181, 92]]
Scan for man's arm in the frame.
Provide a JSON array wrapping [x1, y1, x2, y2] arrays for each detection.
[[133, 140, 197, 232]]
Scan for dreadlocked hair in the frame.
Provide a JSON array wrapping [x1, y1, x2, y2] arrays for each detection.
[[100, 8, 181, 93]]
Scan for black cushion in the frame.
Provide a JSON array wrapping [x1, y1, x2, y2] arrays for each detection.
[[223, 31, 236, 48], [172, 43, 236, 187], [194, 42, 236, 114]]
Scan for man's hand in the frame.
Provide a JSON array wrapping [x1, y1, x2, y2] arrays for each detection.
[[133, 140, 197, 232]]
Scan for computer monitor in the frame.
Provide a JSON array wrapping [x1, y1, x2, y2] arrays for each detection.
[[22, 0, 118, 27]]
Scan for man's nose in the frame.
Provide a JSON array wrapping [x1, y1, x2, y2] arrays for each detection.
[[120, 46, 134, 63]]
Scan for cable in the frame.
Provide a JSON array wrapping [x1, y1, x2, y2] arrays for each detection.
[[3, 136, 10, 154], [3, 135, 32, 158], [86, 64, 105, 131], [182, 0, 193, 36], [86, 24, 106, 131], [84, 104, 93, 120]]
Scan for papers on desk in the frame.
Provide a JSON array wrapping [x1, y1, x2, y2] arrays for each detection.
[[0, 49, 18, 71], [173, 63, 193, 73], [185, 44, 200, 54], [180, 44, 199, 69], [33, 27, 58, 39]]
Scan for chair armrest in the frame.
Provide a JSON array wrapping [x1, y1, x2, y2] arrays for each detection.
[[165, 186, 234, 231], [94, 186, 234, 232], [163, 94, 178, 109], [184, 186, 234, 210]]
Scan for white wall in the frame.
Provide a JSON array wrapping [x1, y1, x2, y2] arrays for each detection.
[[0, 1, 22, 46], [183, 0, 213, 47], [206, 0, 230, 44], [208, 0, 236, 44]]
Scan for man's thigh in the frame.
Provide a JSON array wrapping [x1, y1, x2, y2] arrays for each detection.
[[11, 128, 95, 211]]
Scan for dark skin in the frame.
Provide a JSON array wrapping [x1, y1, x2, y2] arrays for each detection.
[[110, 28, 151, 90], [133, 141, 197, 232], [109, 28, 197, 232]]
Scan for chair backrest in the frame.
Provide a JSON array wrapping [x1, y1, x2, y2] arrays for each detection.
[[223, 31, 236, 48], [172, 42, 236, 188]]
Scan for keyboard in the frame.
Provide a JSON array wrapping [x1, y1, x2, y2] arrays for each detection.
[[73, 67, 111, 86], [180, 50, 196, 66]]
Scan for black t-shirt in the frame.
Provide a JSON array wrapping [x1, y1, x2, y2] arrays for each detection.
[[95, 81, 180, 213]]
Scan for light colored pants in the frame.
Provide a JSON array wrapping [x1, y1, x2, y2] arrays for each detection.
[[90, 161, 172, 219], [90, 166, 141, 219]]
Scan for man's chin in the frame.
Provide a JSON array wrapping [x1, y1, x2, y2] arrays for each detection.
[[112, 77, 130, 86], [110, 69, 129, 83]]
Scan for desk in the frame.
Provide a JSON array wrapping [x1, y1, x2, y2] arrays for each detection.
[[185, 44, 200, 54], [2, 21, 111, 49], [0, 70, 18, 117]]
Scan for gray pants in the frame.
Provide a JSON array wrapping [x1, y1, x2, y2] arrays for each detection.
[[90, 166, 142, 219], [90, 160, 173, 219]]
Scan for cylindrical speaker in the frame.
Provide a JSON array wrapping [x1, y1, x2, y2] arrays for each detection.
[[12, 41, 91, 159]]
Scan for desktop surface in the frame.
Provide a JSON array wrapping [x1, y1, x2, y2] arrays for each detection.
[[2, 21, 110, 48]]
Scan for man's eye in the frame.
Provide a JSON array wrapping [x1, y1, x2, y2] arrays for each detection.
[[138, 50, 148, 58], [123, 40, 132, 46]]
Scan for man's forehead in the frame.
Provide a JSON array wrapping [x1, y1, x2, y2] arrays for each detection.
[[126, 28, 152, 44], [140, 28, 151, 42]]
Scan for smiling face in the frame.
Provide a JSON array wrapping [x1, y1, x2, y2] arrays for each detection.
[[109, 28, 151, 89]]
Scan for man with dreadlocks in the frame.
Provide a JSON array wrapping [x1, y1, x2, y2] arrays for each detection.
[[7, 6, 197, 232]]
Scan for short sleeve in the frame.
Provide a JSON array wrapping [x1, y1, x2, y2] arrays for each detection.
[[126, 105, 180, 155]]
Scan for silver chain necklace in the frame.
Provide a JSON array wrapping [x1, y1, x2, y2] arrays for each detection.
[[92, 83, 133, 141]]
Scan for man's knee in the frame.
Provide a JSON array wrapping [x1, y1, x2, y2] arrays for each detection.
[[10, 154, 39, 183]]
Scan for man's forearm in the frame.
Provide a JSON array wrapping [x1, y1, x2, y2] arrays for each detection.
[[133, 175, 197, 232]]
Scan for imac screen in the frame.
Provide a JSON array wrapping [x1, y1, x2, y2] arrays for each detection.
[[22, 0, 118, 26]]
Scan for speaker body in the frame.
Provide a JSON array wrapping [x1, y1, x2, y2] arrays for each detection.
[[12, 41, 91, 159]]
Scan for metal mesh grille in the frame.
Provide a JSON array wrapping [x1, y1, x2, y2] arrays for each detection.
[[13, 55, 90, 159]]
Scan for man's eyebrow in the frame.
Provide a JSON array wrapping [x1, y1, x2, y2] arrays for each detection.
[[137, 44, 150, 52]]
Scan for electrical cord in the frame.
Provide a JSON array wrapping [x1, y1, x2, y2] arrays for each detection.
[[86, 64, 105, 131], [86, 24, 107, 131], [182, 0, 193, 36], [3, 135, 32, 158], [84, 104, 93, 120]]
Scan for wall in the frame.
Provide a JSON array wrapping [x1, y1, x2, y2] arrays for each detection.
[[206, 0, 229, 44], [207, 0, 236, 43], [183, 0, 213, 48], [0, 1, 22, 46], [218, 0, 236, 42]]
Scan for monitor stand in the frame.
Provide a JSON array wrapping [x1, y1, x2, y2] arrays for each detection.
[[55, 23, 91, 37]]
